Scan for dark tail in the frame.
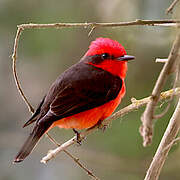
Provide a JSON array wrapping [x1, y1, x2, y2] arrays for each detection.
[[14, 121, 52, 163]]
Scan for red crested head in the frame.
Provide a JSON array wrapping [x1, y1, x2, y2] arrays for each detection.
[[84, 37, 134, 79], [85, 37, 126, 57]]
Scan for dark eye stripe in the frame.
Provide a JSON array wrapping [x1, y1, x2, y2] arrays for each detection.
[[86, 53, 115, 65]]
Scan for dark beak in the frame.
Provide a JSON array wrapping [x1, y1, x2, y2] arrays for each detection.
[[116, 55, 135, 61]]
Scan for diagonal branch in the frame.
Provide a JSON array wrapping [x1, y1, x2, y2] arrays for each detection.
[[41, 87, 180, 164], [46, 133, 100, 180], [166, 0, 180, 14], [144, 96, 180, 180], [144, 62, 180, 180], [140, 33, 180, 147]]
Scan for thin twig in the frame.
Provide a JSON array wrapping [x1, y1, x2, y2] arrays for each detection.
[[140, 33, 180, 147], [17, 20, 180, 29], [155, 58, 168, 63], [12, 27, 34, 114], [88, 26, 96, 37], [46, 133, 61, 146], [61, 149, 100, 180], [154, 62, 180, 119], [166, 0, 180, 14], [144, 97, 180, 180], [162, 136, 180, 153], [41, 87, 180, 164], [46, 133, 100, 180]]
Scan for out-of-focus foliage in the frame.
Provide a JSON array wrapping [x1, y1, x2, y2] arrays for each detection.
[[0, 0, 180, 180]]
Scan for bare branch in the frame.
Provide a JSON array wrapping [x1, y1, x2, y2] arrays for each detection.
[[144, 97, 180, 180], [46, 133, 100, 180], [12, 27, 34, 114], [61, 149, 100, 180], [153, 60, 180, 119], [162, 136, 180, 153], [17, 20, 180, 30], [41, 87, 180, 164], [166, 0, 180, 14], [88, 26, 96, 37], [140, 33, 180, 147]]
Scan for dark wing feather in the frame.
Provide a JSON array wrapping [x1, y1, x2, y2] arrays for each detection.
[[26, 62, 122, 125], [48, 63, 123, 119], [23, 96, 46, 127]]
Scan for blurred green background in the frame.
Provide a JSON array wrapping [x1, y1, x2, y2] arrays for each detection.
[[0, 0, 180, 179]]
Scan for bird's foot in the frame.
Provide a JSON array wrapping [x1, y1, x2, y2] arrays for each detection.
[[98, 124, 108, 132], [97, 120, 108, 132], [73, 128, 82, 145]]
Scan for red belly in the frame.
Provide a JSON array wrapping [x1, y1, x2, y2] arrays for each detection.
[[51, 84, 125, 130]]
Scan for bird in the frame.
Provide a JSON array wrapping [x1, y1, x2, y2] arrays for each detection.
[[14, 37, 135, 163]]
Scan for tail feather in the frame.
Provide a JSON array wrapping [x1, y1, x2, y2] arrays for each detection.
[[14, 121, 52, 163]]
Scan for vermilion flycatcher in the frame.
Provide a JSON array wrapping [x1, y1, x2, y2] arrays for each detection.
[[14, 37, 135, 163]]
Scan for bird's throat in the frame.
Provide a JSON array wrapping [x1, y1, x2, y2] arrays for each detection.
[[87, 60, 127, 79]]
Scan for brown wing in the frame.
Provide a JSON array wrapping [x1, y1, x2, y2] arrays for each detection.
[[49, 72, 122, 119], [38, 61, 123, 124], [23, 96, 46, 127], [24, 61, 122, 126]]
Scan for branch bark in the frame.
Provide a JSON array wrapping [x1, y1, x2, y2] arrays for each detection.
[[166, 0, 180, 14], [17, 19, 180, 29], [140, 33, 180, 147], [144, 97, 180, 180], [46, 133, 100, 180], [41, 87, 180, 164], [12, 27, 35, 114]]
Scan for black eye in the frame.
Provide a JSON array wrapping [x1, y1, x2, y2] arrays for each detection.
[[101, 53, 110, 59]]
